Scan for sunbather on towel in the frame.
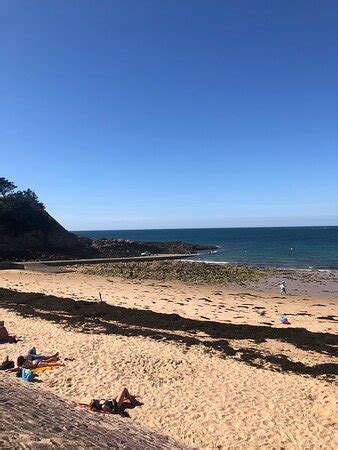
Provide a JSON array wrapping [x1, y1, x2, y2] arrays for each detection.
[[6, 355, 63, 372], [26, 347, 59, 362], [89, 388, 143, 415]]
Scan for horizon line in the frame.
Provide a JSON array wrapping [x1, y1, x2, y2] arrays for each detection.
[[71, 224, 338, 232]]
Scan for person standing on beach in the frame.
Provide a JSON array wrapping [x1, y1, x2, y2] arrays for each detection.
[[279, 282, 287, 295]]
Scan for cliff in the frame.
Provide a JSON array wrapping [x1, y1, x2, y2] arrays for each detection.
[[0, 186, 94, 260], [0, 178, 214, 261]]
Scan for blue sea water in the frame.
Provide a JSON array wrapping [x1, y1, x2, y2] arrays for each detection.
[[74, 226, 338, 270]]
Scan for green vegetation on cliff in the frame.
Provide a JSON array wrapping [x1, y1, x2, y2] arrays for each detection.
[[0, 177, 91, 260], [0, 178, 213, 261], [0, 178, 49, 234]]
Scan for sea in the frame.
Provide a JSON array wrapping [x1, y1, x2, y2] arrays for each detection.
[[74, 226, 338, 270]]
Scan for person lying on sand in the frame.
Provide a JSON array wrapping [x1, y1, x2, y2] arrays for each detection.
[[26, 347, 59, 362], [88, 387, 143, 416], [6, 355, 64, 372]]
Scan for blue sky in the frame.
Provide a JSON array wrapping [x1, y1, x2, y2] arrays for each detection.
[[1, 0, 337, 230]]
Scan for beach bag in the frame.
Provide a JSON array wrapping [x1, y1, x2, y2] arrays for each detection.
[[0, 358, 14, 370], [279, 315, 290, 325], [21, 368, 35, 382]]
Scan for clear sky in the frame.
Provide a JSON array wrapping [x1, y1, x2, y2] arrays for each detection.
[[1, 0, 337, 230]]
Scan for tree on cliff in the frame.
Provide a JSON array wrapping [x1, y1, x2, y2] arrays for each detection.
[[0, 177, 93, 260], [0, 178, 46, 233], [0, 177, 17, 196]]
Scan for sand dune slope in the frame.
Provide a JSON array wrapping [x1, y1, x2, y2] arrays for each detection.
[[0, 377, 189, 449]]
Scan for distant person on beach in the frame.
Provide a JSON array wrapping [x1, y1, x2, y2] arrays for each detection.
[[0, 321, 17, 343], [279, 282, 287, 295], [0, 321, 10, 342], [89, 387, 143, 415]]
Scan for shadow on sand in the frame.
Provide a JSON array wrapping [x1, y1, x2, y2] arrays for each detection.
[[1, 288, 337, 380]]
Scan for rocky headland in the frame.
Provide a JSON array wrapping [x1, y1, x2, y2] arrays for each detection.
[[90, 237, 215, 258], [0, 177, 214, 261]]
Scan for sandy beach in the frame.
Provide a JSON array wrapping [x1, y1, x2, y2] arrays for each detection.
[[0, 377, 188, 449], [1, 268, 337, 448], [2, 0, 338, 447]]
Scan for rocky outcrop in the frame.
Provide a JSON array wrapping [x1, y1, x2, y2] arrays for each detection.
[[91, 238, 215, 258], [83, 260, 274, 285]]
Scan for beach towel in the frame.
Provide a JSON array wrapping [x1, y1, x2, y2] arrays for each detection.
[[0, 336, 17, 344], [32, 365, 61, 375], [77, 403, 113, 414]]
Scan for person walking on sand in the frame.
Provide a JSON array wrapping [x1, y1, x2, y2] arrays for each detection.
[[279, 281, 287, 295]]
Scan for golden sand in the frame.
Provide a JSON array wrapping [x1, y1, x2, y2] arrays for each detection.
[[0, 269, 337, 448]]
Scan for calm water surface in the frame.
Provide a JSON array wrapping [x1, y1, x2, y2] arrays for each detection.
[[74, 226, 338, 269]]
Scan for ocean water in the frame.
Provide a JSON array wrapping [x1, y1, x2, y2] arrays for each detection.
[[74, 226, 338, 270]]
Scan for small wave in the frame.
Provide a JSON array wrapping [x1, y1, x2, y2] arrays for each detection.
[[181, 259, 230, 265]]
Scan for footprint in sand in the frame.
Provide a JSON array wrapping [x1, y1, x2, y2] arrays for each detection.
[[199, 298, 212, 303], [317, 315, 337, 321]]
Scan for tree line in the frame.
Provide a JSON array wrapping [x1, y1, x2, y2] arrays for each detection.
[[0, 177, 50, 233]]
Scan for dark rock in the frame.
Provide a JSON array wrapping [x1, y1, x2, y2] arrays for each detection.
[[90, 238, 215, 258]]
